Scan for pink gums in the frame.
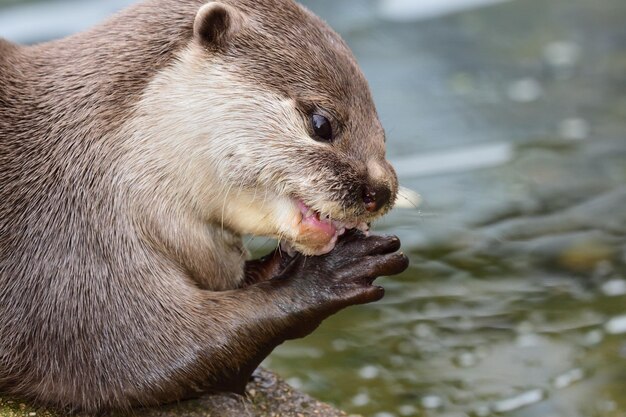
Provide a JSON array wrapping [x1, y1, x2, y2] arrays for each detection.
[[281, 200, 370, 256], [298, 201, 337, 238]]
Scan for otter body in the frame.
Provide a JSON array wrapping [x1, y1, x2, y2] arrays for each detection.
[[0, 0, 407, 412]]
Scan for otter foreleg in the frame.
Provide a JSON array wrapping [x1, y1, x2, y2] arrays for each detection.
[[193, 232, 408, 395], [32, 233, 407, 412]]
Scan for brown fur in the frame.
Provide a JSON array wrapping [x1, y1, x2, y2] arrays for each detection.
[[0, 0, 403, 413]]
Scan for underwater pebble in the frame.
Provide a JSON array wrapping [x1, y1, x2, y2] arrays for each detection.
[[507, 78, 543, 103], [559, 118, 590, 141], [286, 377, 303, 390], [605, 315, 626, 334], [454, 351, 479, 368], [421, 395, 444, 409], [351, 392, 371, 407], [543, 41, 581, 68], [583, 329, 604, 346], [374, 412, 396, 417], [413, 323, 434, 338], [553, 368, 585, 389], [398, 404, 418, 416], [516, 333, 543, 348], [601, 279, 626, 297], [332, 338, 349, 351], [491, 389, 545, 413], [358, 365, 380, 379]]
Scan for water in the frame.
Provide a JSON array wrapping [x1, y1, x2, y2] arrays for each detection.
[[272, 0, 626, 415], [2, 0, 626, 416]]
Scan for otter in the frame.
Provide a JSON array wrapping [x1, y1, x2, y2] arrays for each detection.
[[0, 0, 408, 413]]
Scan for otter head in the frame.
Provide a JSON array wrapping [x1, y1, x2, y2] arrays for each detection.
[[136, 0, 398, 256]]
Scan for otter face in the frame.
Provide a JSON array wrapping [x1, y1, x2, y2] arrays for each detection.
[[133, 0, 399, 256]]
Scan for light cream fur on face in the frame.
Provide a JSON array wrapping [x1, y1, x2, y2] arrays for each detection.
[[119, 44, 344, 255]]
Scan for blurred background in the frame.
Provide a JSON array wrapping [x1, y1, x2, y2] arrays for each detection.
[[2, 0, 625, 416]]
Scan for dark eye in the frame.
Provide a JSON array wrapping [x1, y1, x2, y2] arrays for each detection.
[[311, 114, 333, 142]]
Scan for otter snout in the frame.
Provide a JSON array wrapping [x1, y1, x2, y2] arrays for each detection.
[[362, 159, 398, 213], [363, 183, 392, 213]]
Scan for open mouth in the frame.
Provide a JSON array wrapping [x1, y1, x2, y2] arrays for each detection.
[[280, 199, 370, 256]]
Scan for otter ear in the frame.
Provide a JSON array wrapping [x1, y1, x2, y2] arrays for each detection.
[[194, 2, 243, 49]]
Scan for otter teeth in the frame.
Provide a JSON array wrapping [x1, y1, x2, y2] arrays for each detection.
[[283, 200, 371, 255]]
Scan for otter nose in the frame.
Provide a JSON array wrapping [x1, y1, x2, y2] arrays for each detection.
[[363, 184, 392, 213]]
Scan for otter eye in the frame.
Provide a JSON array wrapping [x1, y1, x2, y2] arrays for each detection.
[[311, 114, 333, 142]]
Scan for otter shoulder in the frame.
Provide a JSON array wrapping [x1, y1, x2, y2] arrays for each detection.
[[0, 38, 19, 80], [0, 38, 17, 60]]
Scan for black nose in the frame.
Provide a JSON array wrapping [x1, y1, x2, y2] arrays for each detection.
[[363, 184, 392, 213]]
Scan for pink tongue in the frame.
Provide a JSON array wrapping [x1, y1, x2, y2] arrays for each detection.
[[302, 213, 336, 237], [298, 201, 337, 238]]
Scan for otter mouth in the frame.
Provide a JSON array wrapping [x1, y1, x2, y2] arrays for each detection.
[[280, 199, 369, 256]]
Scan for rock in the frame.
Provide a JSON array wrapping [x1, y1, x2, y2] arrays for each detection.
[[0, 369, 352, 417]]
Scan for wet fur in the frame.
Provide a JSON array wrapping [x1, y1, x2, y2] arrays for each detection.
[[0, 0, 404, 412]]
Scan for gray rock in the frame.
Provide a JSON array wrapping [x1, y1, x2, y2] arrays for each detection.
[[0, 369, 352, 417]]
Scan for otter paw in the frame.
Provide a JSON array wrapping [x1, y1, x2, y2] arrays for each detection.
[[278, 232, 409, 310], [326, 232, 408, 305]]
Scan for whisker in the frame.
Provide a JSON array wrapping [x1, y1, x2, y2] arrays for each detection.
[[220, 182, 235, 233], [396, 191, 422, 210]]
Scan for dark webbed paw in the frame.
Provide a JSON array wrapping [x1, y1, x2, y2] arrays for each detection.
[[273, 231, 409, 315], [243, 249, 295, 287]]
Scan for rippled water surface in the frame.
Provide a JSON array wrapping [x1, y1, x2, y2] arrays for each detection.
[[1, 0, 626, 416], [269, 0, 626, 416]]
